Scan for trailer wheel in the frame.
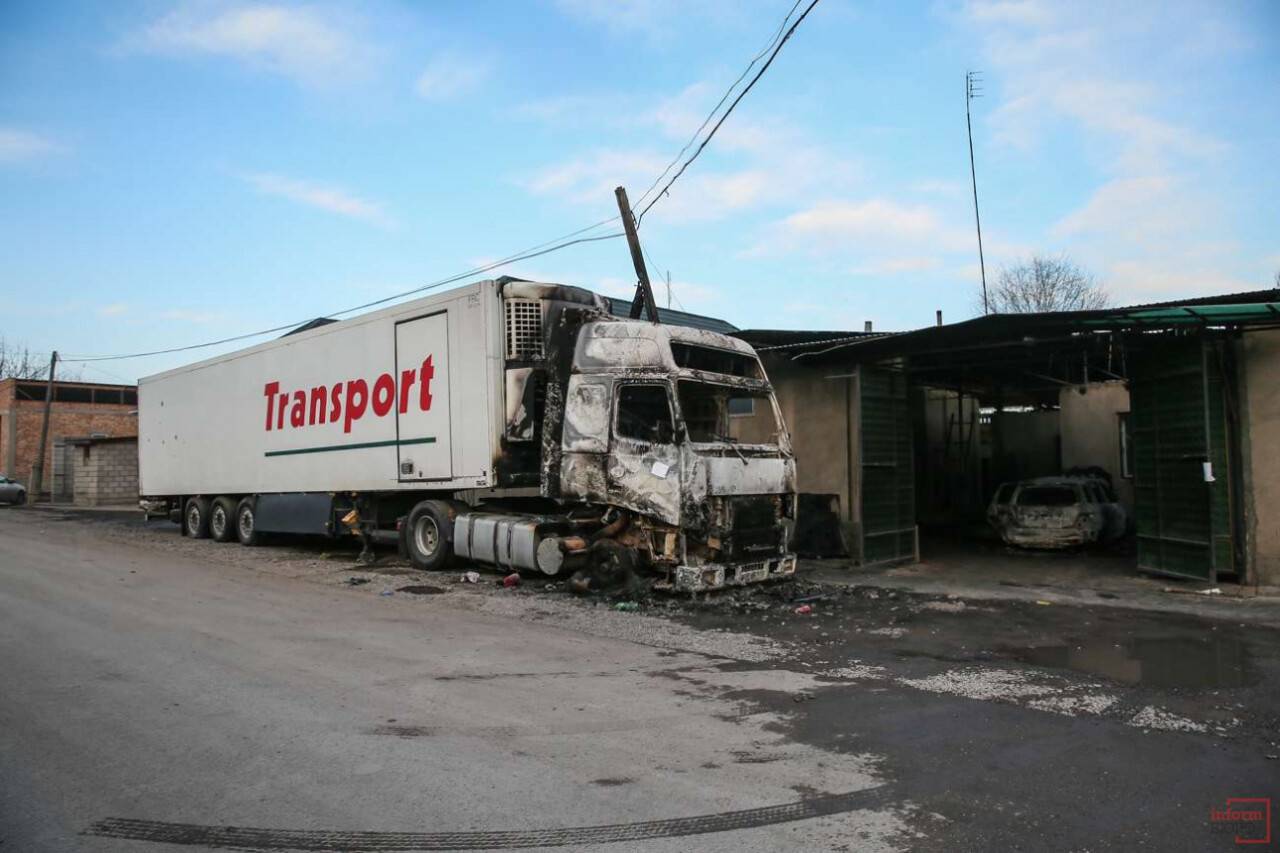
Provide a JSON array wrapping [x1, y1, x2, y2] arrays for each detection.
[[403, 500, 454, 571], [210, 497, 237, 543], [184, 497, 211, 539], [235, 497, 260, 546]]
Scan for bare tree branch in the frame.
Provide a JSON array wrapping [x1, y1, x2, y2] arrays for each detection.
[[985, 254, 1109, 313], [0, 339, 47, 380], [0, 340, 81, 382]]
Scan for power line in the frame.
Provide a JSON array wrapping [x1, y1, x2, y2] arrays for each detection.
[[632, 0, 804, 212], [636, 0, 821, 226], [57, 0, 821, 364], [62, 229, 623, 363]]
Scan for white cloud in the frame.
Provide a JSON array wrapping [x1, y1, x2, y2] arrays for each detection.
[[778, 199, 969, 250], [137, 4, 368, 87], [0, 128, 61, 163], [521, 81, 860, 225], [850, 257, 944, 276], [956, 1, 1263, 306], [97, 304, 129, 317], [157, 308, 224, 324], [241, 172, 393, 227], [415, 53, 491, 101], [967, 0, 1055, 27]]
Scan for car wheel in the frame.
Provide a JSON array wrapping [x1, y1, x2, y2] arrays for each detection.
[[14, 490, 25, 506], [184, 496, 211, 539], [210, 497, 238, 543], [235, 497, 260, 546], [403, 500, 455, 571]]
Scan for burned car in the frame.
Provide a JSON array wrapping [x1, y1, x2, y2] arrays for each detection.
[[987, 476, 1127, 549]]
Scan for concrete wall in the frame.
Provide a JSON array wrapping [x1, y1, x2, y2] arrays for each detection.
[[1241, 329, 1280, 587], [72, 439, 139, 506], [740, 355, 858, 524], [1059, 380, 1133, 510]]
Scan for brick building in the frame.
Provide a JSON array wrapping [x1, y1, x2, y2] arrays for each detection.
[[0, 379, 138, 497]]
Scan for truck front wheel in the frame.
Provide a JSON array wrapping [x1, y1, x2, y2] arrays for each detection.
[[403, 500, 454, 571], [184, 497, 211, 539]]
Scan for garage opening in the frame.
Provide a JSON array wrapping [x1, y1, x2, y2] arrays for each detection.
[[741, 291, 1280, 588]]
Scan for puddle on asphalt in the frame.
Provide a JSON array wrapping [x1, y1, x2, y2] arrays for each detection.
[[1008, 635, 1253, 688]]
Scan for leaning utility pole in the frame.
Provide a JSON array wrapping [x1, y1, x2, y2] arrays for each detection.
[[966, 71, 989, 315], [614, 186, 659, 322], [30, 350, 57, 502]]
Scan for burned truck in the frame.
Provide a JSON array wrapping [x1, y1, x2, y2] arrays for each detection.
[[138, 278, 797, 592]]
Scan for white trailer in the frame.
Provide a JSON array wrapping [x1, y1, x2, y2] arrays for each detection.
[[140, 278, 797, 592]]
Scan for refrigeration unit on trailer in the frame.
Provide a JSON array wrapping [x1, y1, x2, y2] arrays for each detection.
[[139, 278, 797, 592]]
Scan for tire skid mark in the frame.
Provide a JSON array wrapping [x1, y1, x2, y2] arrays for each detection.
[[84, 786, 890, 850]]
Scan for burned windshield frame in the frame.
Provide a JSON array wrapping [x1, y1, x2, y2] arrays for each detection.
[[676, 380, 778, 443]]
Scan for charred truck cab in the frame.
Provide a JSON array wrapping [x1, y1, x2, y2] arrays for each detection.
[[463, 282, 797, 592], [139, 278, 796, 593]]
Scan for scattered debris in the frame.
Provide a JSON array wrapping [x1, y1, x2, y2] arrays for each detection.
[[613, 601, 640, 612], [460, 571, 480, 584], [921, 600, 966, 613], [1028, 694, 1119, 717], [1162, 586, 1222, 596], [1128, 705, 1208, 733], [793, 604, 813, 615], [901, 668, 1058, 702], [1034, 600, 1052, 606], [379, 589, 394, 597], [501, 573, 521, 588], [345, 577, 370, 586]]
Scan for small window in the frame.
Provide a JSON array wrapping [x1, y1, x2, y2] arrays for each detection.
[[993, 483, 1015, 505], [616, 385, 675, 444], [1118, 413, 1133, 479], [727, 396, 755, 417]]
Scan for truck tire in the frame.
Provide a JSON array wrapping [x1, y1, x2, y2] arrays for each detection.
[[210, 497, 237, 543], [235, 497, 260, 546], [184, 496, 211, 539], [403, 500, 455, 571]]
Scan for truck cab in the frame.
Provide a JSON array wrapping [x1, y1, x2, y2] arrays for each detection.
[[557, 320, 797, 590]]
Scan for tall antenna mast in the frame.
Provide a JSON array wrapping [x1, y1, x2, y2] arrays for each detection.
[[966, 70, 989, 315]]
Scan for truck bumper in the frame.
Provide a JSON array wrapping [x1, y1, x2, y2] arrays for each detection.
[[672, 554, 797, 592]]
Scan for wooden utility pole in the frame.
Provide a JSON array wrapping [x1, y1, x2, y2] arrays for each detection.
[[30, 350, 57, 501], [614, 186, 659, 322]]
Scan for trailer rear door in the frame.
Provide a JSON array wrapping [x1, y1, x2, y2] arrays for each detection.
[[395, 312, 452, 481]]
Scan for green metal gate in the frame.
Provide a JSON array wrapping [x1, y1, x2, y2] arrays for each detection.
[[1130, 337, 1237, 582], [859, 366, 916, 565]]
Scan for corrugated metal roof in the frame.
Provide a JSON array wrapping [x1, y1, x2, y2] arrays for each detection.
[[734, 329, 895, 351], [603, 297, 738, 334]]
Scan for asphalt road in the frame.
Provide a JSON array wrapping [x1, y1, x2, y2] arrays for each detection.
[[1, 508, 1276, 852]]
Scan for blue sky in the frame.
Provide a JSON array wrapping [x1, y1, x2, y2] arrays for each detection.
[[2, 0, 1277, 382]]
